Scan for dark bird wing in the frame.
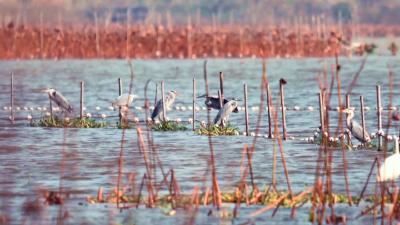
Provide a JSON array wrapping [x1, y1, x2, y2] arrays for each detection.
[[52, 91, 73, 113], [213, 109, 222, 124], [350, 120, 370, 142], [151, 100, 163, 120], [205, 96, 238, 112]]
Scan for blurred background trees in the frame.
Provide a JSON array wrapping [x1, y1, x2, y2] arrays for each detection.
[[0, 0, 399, 26]]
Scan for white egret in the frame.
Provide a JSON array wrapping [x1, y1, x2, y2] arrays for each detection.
[[112, 93, 136, 107], [378, 137, 400, 182]]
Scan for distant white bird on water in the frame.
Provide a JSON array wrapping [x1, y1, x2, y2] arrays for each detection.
[[378, 136, 400, 182], [214, 100, 238, 127], [112, 93, 137, 107], [41, 88, 73, 113], [151, 90, 178, 121]]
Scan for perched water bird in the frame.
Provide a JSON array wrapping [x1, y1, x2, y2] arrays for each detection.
[[343, 108, 370, 143], [197, 94, 239, 113], [151, 90, 178, 121], [112, 93, 136, 107], [378, 137, 400, 182], [214, 100, 238, 127], [41, 88, 73, 113]]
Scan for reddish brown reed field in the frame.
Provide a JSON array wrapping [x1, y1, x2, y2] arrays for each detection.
[[2, 23, 397, 59]]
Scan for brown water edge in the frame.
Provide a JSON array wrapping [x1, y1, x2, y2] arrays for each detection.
[[0, 23, 398, 60]]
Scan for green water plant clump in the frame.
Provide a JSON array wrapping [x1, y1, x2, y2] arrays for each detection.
[[116, 121, 135, 129], [196, 123, 239, 136], [86, 186, 383, 208], [32, 116, 107, 128], [312, 130, 379, 150], [151, 121, 188, 131]]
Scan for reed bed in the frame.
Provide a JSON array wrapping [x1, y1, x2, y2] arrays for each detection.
[[86, 185, 388, 207], [0, 23, 395, 59]]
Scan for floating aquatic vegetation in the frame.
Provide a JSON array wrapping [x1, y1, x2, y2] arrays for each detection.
[[311, 130, 381, 150], [116, 121, 135, 129], [32, 116, 107, 128], [86, 185, 385, 208], [151, 121, 188, 131], [196, 124, 239, 136]]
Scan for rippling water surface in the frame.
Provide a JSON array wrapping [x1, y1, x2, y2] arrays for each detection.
[[0, 56, 400, 224]]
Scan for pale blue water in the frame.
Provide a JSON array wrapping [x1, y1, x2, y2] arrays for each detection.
[[0, 56, 400, 224]]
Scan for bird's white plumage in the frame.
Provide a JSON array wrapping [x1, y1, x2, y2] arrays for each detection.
[[112, 94, 136, 107], [378, 137, 400, 182]]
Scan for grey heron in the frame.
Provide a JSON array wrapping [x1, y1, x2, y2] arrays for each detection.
[[378, 136, 400, 182], [41, 88, 73, 113], [112, 93, 137, 107], [214, 100, 238, 127], [343, 108, 370, 143], [151, 90, 178, 121], [197, 94, 239, 113]]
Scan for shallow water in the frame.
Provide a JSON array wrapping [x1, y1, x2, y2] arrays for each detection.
[[0, 56, 400, 224]]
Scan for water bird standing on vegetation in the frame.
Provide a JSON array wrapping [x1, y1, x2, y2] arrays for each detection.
[[41, 88, 73, 113], [151, 90, 178, 121], [214, 100, 238, 127], [111, 93, 137, 107], [343, 108, 371, 143], [378, 136, 400, 182], [197, 94, 239, 113]]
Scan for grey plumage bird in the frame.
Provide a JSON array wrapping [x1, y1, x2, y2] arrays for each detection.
[[198, 94, 239, 113], [151, 90, 178, 121], [343, 108, 370, 143], [42, 88, 73, 113], [214, 100, 238, 127]]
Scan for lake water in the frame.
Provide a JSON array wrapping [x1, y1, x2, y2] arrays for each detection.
[[0, 56, 400, 224]]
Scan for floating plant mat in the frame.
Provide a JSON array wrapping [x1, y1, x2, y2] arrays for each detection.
[[31, 116, 107, 128], [151, 121, 188, 131], [311, 131, 398, 151], [86, 186, 395, 210], [196, 124, 239, 136]]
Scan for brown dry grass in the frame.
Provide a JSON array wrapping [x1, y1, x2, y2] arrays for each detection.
[[2, 23, 394, 59]]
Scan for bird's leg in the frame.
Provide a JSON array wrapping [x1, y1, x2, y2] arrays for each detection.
[[220, 118, 226, 129], [345, 132, 352, 148]]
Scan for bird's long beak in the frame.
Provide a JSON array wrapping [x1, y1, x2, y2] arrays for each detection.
[[175, 91, 180, 96], [41, 88, 51, 93]]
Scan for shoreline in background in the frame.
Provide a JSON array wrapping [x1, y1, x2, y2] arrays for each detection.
[[0, 24, 399, 60]]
